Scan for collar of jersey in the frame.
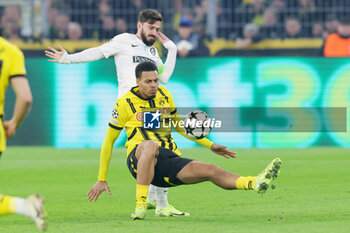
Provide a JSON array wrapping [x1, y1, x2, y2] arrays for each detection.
[[131, 86, 156, 100]]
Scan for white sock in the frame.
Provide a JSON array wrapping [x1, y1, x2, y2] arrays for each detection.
[[148, 184, 157, 202], [156, 187, 169, 209], [14, 198, 27, 216]]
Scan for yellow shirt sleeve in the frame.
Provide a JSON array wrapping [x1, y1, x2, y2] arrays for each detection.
[[9, 47, 26, 78], [98, 98, 130, 181], [98, 127, 121, 181], [162, 87, 214, 149]]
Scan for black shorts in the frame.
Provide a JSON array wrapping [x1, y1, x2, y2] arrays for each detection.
[[127, 146, 193, 187]]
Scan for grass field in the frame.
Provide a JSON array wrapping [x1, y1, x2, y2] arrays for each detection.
[[0, 147, 349, 233]]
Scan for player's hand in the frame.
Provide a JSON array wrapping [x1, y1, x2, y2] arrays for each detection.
[[210, 144, 236, 159], [4, 120, 17, 138], [87, 180, 111, 202], [45, 45, 66, 63], [156, 31, 170, 44]]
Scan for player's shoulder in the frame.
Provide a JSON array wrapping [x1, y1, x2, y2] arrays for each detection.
[[158, 86, 172, 96], [0, 37, 23, 57], [115, 90, 135, 104], [111, 33, 136, 43]]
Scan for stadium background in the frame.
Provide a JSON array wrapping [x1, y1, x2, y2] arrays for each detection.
[[1, 1, 350, 233], [2, 0, 349, 149]]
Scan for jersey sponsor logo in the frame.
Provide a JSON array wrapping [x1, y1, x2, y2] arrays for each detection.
[[150, 47, 156, 56], [132, 56, 155, 64], [136, 112, 143, 122], [112, 109, 119, 119], [143, 110, 161, 129]]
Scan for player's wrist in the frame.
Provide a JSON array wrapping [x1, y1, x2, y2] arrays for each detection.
[[163, 41, 177, 50], [59, 51, 71, 64]]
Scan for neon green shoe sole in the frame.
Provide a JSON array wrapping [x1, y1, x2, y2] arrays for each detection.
[[155, 204, 190, 217], [254, 158, 282, 194], [131, 205, 147, 220]]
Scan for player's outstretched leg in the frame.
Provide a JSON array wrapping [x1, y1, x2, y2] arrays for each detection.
[[254, 158, 282, 194], [0, 193, 47, 231], [26, 194, 47, 231]]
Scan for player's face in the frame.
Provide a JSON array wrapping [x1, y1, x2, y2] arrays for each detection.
[[137, 71, 159, 98], [139, 21, 161, 46]]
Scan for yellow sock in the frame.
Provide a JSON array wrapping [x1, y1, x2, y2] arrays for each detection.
[[136, 184, 149, 209], [0, 195, 16, 215], [235, 176, 256, 190]]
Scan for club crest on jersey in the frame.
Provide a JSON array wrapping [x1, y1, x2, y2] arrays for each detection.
[[158, 100, 165, 106], [112, 109, 119, 119], [150, 47, 156, 56]]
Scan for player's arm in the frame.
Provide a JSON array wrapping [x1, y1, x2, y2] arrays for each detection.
[[164, 87, 236, 159], [45, 35, 124, 64], [87, 127, 121, 202], [88, 100, 128, 202], [156, 32, 177, 84], [5, 78, 33, 138], [171, 113, 236, 159], [4, 48, 32, 138], [45, 45, 105, 64]]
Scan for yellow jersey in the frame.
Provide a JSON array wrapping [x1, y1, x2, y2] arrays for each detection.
[[98, 85, 213, 181], [0, 37, 27, 116]]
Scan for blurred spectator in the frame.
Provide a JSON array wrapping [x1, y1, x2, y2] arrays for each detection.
[[312, 22, 323, 38], [235, 23, 262, 48], [323, 14, 339, 38], [47, 7, 59, 38], [260, 7, 282, 38], [240, 0, 266, 26], [173, 17, 209, 57], [99, 15, 115, 40], [67, 22, 83, 40], [115, 18, 128, 35], [284, 18, 303, 38], [323, 17, 350, 57], [2, 19, 21, 40], [98, 0, 113, 20], [1, 5, 21, 22], [49, 13, 70, 40]]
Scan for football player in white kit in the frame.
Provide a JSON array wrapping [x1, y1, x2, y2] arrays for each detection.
[[45, 9, 189, 217]]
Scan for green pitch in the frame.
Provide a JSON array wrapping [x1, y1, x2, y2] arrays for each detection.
[[0, 147, 349, 233]]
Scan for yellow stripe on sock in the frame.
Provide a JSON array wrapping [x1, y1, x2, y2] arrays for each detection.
[[136, 184, 149, 209], [235, 176, 256, 190]]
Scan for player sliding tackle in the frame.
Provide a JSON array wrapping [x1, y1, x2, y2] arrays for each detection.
[[45, 9, 184, 217], [87, 62, 282, 220]]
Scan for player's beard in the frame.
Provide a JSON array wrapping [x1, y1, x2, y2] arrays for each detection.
[[141, 29, 155, 46]]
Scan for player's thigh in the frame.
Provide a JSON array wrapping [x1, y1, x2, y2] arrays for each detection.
[[152, 147, 192, 187], [177, 161, 219, 184]]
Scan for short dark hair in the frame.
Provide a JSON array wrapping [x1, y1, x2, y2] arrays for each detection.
[[135, 61, 158, 79], [138, 9, 163, 24]]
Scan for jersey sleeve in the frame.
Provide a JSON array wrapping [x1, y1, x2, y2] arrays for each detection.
[[163, 87, 214, 149], [98, 34, 126, 58], [9, 47, 26, 79], [108, 98, 130, 130]]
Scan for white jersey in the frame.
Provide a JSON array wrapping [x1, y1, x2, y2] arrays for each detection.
[[98, 33, 163, 98]]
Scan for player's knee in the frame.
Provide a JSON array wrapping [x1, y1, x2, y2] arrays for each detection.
[[207, 164, 221, 178], [138, 140, 159, 157]]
